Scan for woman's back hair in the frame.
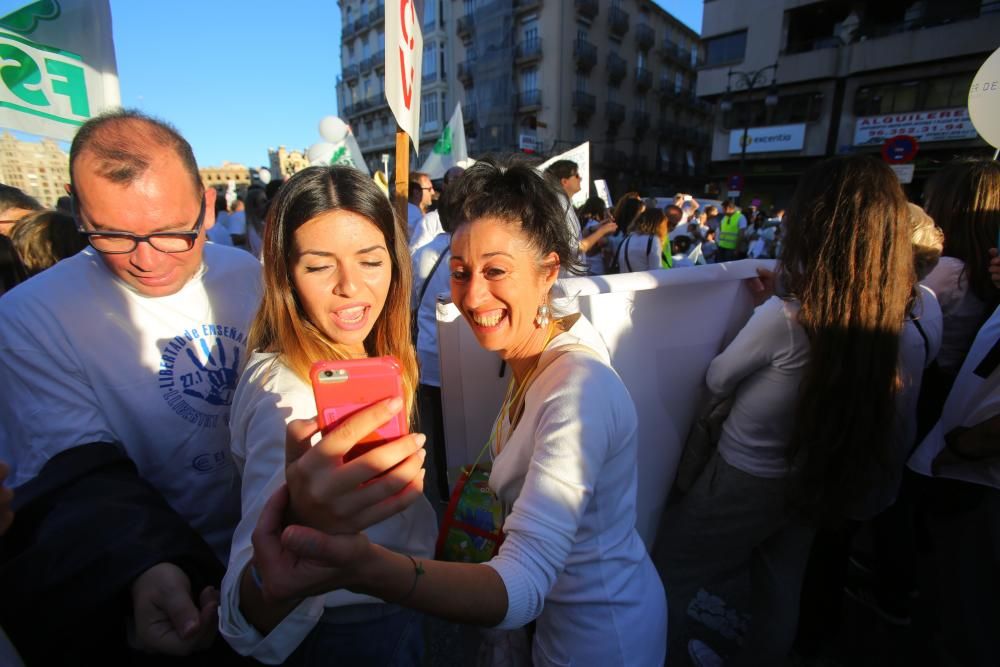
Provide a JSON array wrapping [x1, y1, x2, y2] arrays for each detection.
[[780, 155, 914, 521], [439, 156, 583, 274], [615, 198, 645, 233], [10, 210, 87, 276], [631, 208, 665, 236], [577, 195, 607, 222], [923, 159, 1000, 305], [247, 165, 418, 417]]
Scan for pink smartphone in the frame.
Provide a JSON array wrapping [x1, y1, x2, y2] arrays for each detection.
[[310, 356, 408, 462]]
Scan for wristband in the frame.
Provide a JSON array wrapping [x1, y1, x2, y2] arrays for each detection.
[[395, 554, 424, 604]]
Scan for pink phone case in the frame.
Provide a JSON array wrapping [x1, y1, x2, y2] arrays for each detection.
[[310, 356, 407, 461]]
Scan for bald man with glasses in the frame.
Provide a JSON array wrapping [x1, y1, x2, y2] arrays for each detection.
[[0, 110, 261, 664]]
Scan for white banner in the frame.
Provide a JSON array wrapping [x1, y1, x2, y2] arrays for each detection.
[[538, 141, 590, 207], [437, 259, 775, 548], [418, 103, 468, 178], [853, 108, 977, 145], [728, 124, 805, 154], [384, 0, 422, 147], [0, 0, 118, 141]]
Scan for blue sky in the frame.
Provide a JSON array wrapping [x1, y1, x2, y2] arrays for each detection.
[[3, 0, 703, 169]]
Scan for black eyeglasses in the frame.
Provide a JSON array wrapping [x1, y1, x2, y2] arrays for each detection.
[[74, 196, 206, 255]]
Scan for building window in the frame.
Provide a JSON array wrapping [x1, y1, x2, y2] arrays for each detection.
[[854, 73, 974, 116], [422, 92, 440, 130], [520, 67, 538, 93], [704, 30, 747, 67], [522, 17, 539, 42], [362, 34, 371, 59], [424, 0, 437, 29], [722, 92, 824, 129], [637, 51, 645, 69], [576, 72, 588, 92], [577, 26, 588, 41], [423, 42, 437, 80], [440, 42, 447, 78]]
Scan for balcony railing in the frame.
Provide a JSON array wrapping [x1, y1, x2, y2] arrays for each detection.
[[572, 90, 596, 114], [517, 89, 542, 110], [516, 38, 543, 63], [458, 61, 474, 87], [635, 23, 655, 51], [343, 64, 360, 81], [359, 56, 373, 74], [514, 0, 541, 13], [372, 49, 385, 71], [462, 104, 478, 136], [634, 67, 652, 91], [457, 14, 474, 38], [606, 101, 625, 125], [607, 53, 626, 84], [368, 1, 385, 25], [608, 6, 629, 37], [575, 0, 598, 19], [573, 38, 597, 71]]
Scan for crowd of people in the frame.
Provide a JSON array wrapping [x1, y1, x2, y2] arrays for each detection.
[[0, 107, 998, 667]]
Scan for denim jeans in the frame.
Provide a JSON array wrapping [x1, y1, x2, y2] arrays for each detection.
[[284, 603, 424, 667]]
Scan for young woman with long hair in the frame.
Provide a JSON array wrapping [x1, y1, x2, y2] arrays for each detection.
[[921, 159, 1000, 376], [654, 155, 917, 666], [218, 166, 436, 665]]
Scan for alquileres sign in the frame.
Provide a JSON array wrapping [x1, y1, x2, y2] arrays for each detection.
[[728, 124, 806, 154], [854, 108, 977, 145]]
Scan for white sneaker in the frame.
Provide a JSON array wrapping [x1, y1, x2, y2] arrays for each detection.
[[688, 638, 724, 667]]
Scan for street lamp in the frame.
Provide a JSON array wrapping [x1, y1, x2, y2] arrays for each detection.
[[720, 63, 779, 205]]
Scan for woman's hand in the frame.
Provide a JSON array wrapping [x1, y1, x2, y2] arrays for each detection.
[[284, 397, 427, 535], [746, 267, 776, 307], [250, 484, 371, 604], [988, 248, 999, 290]]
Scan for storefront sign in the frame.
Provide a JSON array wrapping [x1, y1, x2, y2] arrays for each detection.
[[728, 124, 806, 154], [854, 108, 977, 145]]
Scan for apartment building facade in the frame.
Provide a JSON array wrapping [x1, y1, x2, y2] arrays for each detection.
[[337, 0, 456, 172], [449, 0, 711, 194], [336, 0, 711, 194], [698, 0, 999, 206], [0, 131, 69, 207]]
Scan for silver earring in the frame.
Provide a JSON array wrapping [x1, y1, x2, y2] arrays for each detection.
[[535, 304, 550, 327]]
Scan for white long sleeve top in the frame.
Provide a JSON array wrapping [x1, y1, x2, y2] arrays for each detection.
[[219, 353, 437, 664], [707, 296, 810, 478], [484, 315, 667, 667]]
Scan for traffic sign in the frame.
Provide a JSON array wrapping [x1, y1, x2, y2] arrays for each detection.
[[881, 135, 919, 163]]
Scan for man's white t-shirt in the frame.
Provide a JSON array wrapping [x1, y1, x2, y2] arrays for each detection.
[[0, 244, 263, 560]]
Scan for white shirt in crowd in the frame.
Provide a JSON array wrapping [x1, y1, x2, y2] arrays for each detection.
[[909, 303, 1000, 489], [0, 244, 263, 560], [411, 232, 451, 387], [220, 353, 437, 664], [407, 202, 424, 245], [615, 233, 662, 273], [921, 256, 990, 374], [485, 314, 667, 666], [409, 208, 445, 252]]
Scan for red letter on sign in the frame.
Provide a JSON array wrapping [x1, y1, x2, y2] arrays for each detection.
[[400, 47, 413, 109]]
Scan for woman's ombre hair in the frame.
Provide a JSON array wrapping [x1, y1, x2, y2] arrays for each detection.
[[247, 165, 418, 416]]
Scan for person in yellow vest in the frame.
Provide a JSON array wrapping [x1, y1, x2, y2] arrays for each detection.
[[716, 199, 747, 263]]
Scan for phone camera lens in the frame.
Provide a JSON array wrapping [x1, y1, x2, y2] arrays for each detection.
[[323, 370, 333, 378]]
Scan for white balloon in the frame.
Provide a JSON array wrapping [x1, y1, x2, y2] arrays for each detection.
[[307, 142, 337, 166], [969, 46, 1000, 149], [256, 167, 272, 185], [318, 116, 349, 143]]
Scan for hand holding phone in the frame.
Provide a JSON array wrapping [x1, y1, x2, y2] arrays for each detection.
[[284, 363, 427, 535]]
